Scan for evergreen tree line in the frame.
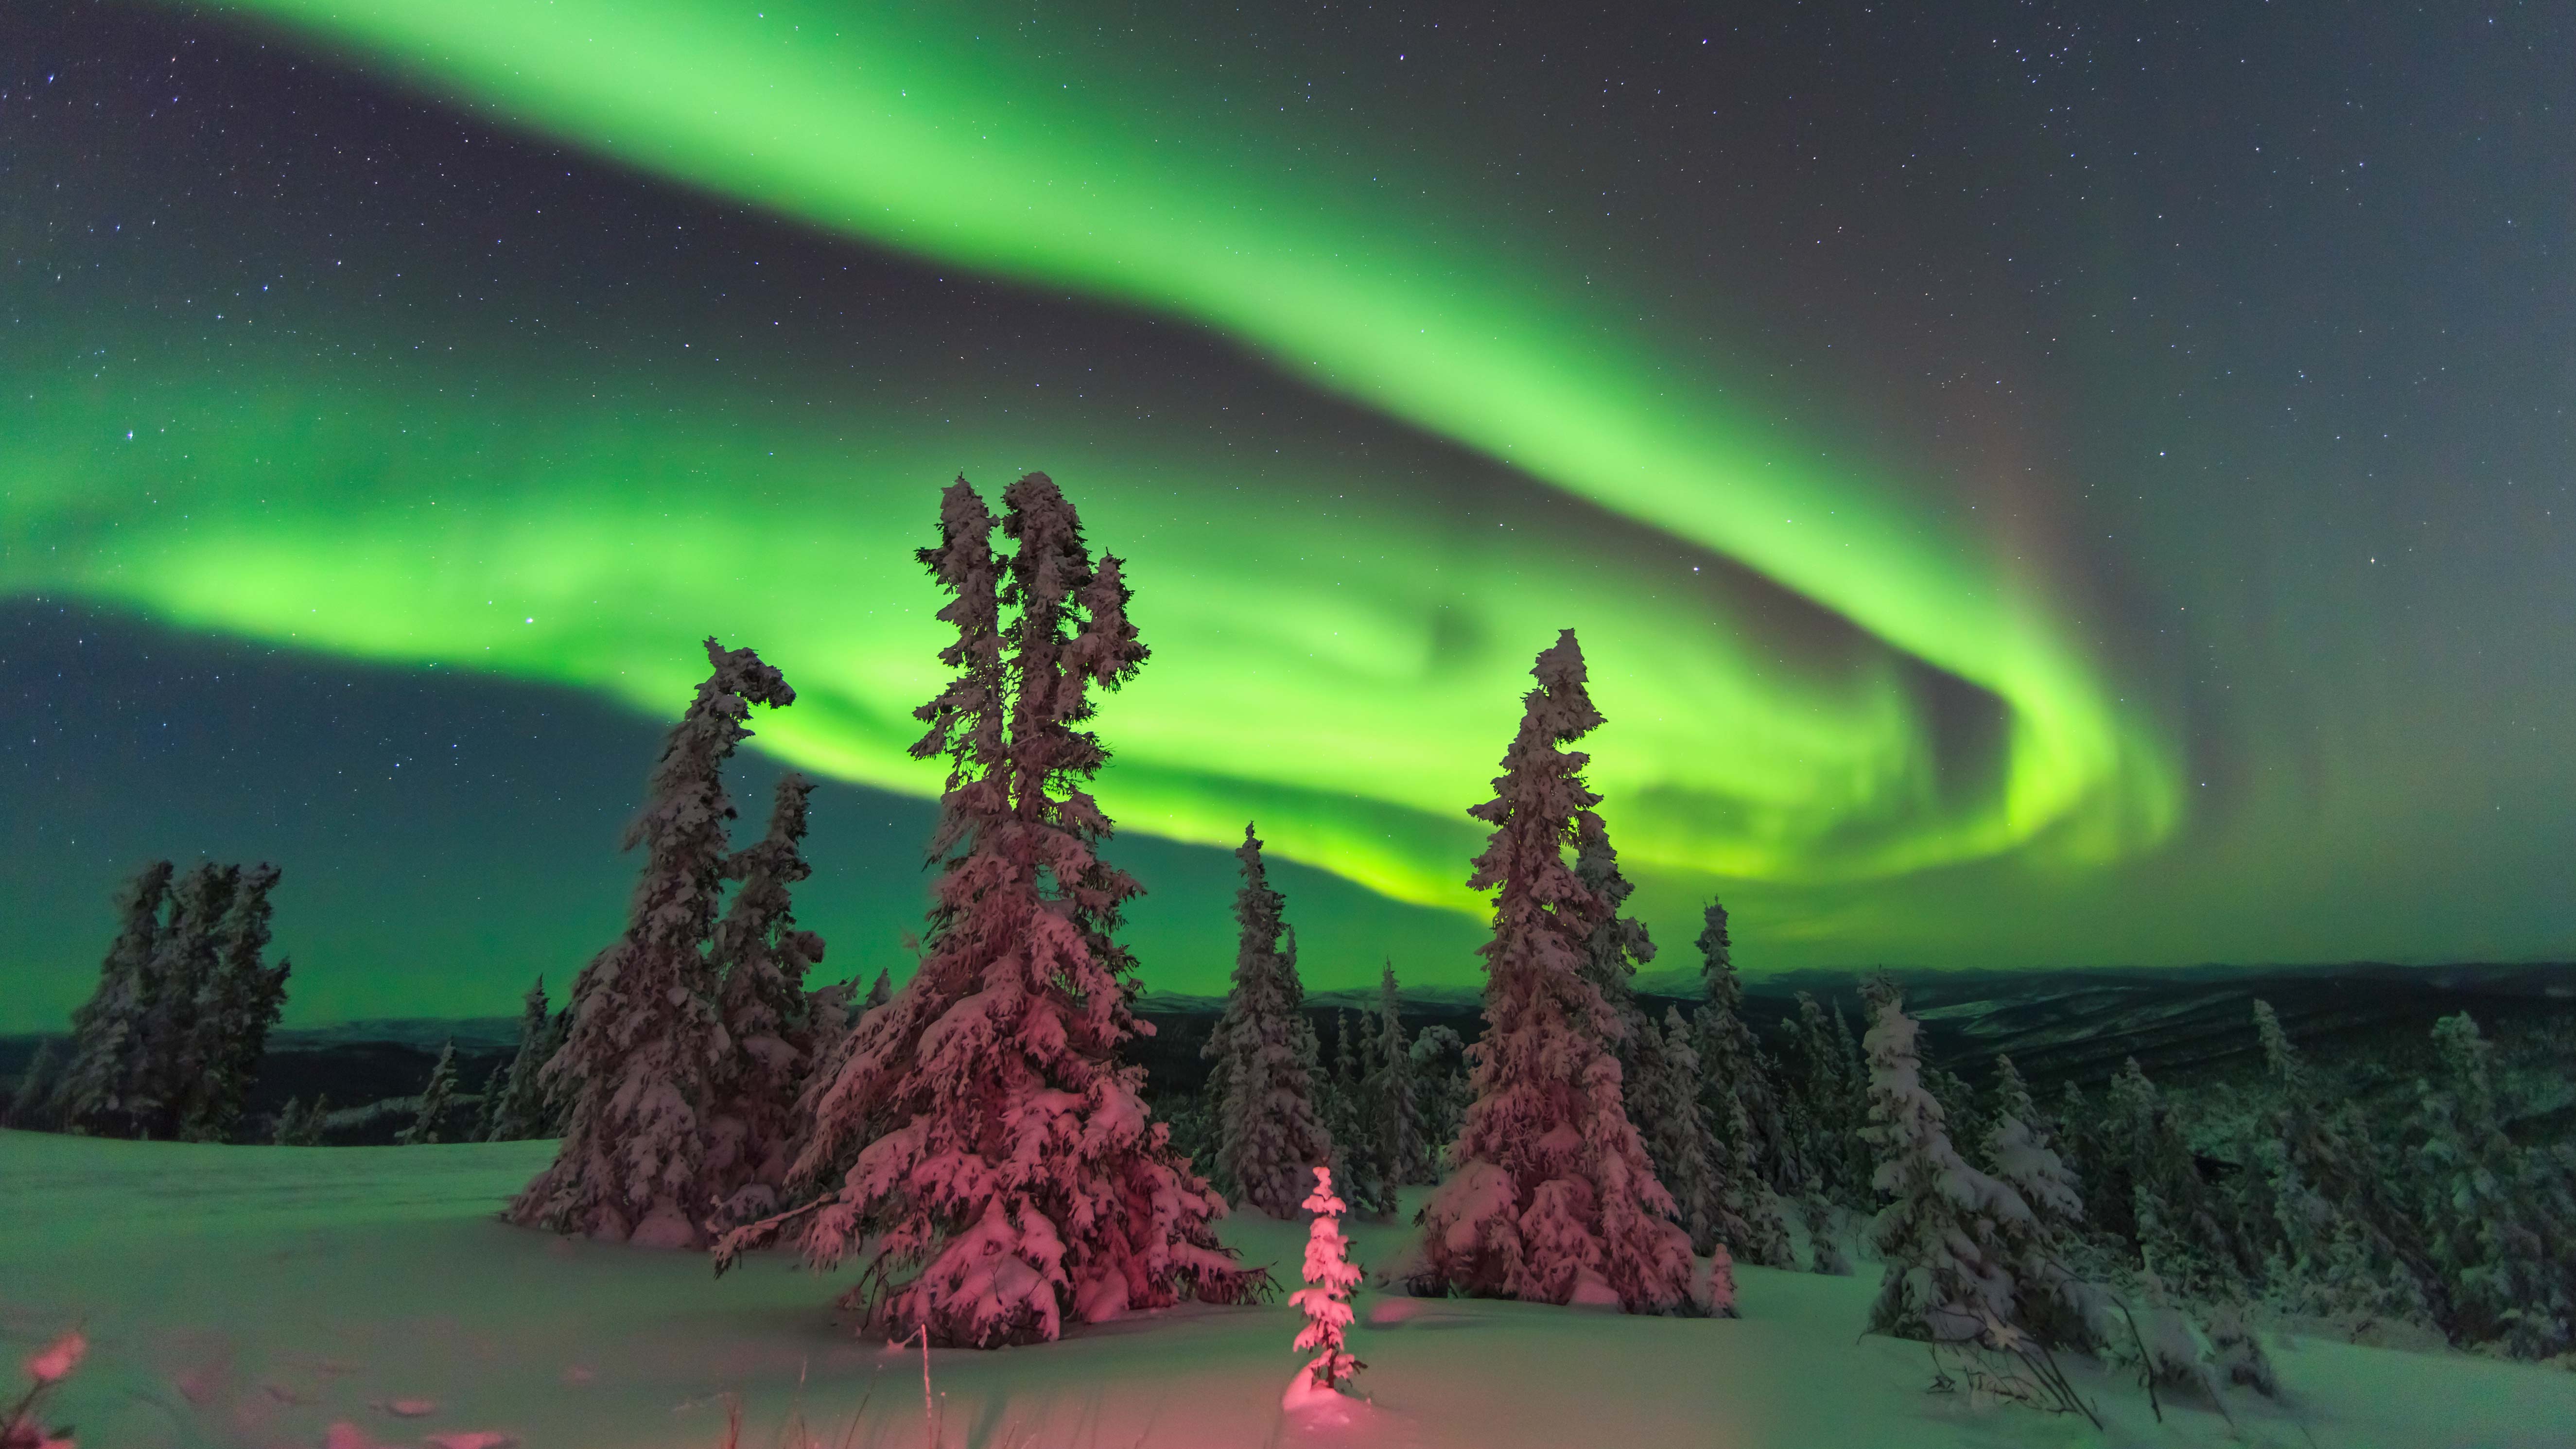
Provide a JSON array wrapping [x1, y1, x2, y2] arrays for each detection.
[[8, 860, 291, 1142], [28, 467, 2560, 1384]]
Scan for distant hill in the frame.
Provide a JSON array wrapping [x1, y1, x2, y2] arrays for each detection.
[[8, 961, 2569, 1141]]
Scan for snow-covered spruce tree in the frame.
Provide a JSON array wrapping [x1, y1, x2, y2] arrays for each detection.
[[271, 1097, 310, 1146], [780, 967, 889, 1173], [55, 861, 174, 1137], [1572, 824, 1655, 1108], [1408, 1025, 1472, 1160], [1650, 1006, 1744, 1275], [1326, 1009, 1397, 1218], [6, 1040, 62, 1132], [1791, 991, 1873, 1210], [1416, 630, 1698, 1313], [2250, 1001, 2438, 1325], [1977, 1053, 2101, 1351], [2415, 1012, 2571, 1356], [1688, 901, 1797, 1269], [1926, 1064, 1986, 1166], [723, 473, 1259, 1347], [1365, 962, 1432, 1188], [1289, 1166, 1366, 1393], [131, 862, 238, 1138], [401, 1041, 461, 1146], [705, 772, 829, 1224], [505, 637, 796, 1246], [1860, 978, 2088, 1350], [1202, 823, 1336, 1219], [179, 862, 290, 1142], [482, 978, 556, 1142], [2101, 1057, 2241, 1295]]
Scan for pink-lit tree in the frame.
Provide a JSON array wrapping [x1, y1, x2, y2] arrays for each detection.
[[1290, 1166, 1366, 1392], [722, 474, 1261, 1347], [706, 771, 829, 1224], [506, 637, 795, 1247], [1416, 630, 1699, 1314]]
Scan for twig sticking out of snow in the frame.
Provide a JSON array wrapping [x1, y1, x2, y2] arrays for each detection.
[[2, 1330, 84, 1449]]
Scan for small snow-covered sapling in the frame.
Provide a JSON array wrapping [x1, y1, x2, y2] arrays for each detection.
[[1290, 1166, 1365, 1392]]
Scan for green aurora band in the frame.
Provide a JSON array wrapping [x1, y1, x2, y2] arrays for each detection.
[[3, 0, 2183, 920]]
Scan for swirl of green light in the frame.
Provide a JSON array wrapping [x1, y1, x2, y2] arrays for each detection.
[[27, 0, 2180, 911]]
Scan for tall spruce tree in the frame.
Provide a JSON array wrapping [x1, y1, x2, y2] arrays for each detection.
[[1203, 824, 1335, 1218], [1416, 631, 1698, 1313], [55, 860, 173, 1138], [1409, 1024, 1472, 1158], [1789, 992, 1872, 1209], [1325, 1008, 1395, 1218], [1649, 1005, 1745, 1265], [2252, 1000, 2437, 1324], [706, 772, 830, 1223], [723, 474, 1258, 1347], [2103, 1055, 2251, 1300], [1365, 962, 1432, 1188], [134, 863, 238, 1137], [484, 978, 556, 1142], [1571, 825, 1655, 1097], [1859, 979, 2077, 1347], [1977, 1053, 2100, 1350], [179, 863, 290, 1142], [1689, 899, 1798, 1268], [506, 637, 796, 1246], [401, 1042, 461, 1146]]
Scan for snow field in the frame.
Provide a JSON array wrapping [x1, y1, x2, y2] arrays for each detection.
[[4, 1130, 2572, 1449]]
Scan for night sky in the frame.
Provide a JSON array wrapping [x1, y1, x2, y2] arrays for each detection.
[[5, 0, 2569, 1030]]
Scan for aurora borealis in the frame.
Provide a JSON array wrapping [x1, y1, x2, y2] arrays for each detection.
[[5, 1, 2571, 1027]]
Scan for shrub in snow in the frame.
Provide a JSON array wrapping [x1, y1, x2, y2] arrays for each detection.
[[1290, 1166, 1366, 1392], [720, 475, 1261, 1347], [1201, 824, 1335, 1219], [2198, 1297, 2279, 1397], [706, 772, 830, 1224], [1415, 631, 1697, 1315], [482, 979, 556, 1142], [400, 1042, 461, 1146], [507, 637, 795, 1247]]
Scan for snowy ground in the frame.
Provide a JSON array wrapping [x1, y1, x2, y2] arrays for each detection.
[[4, 1130, 2571, 1449]]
